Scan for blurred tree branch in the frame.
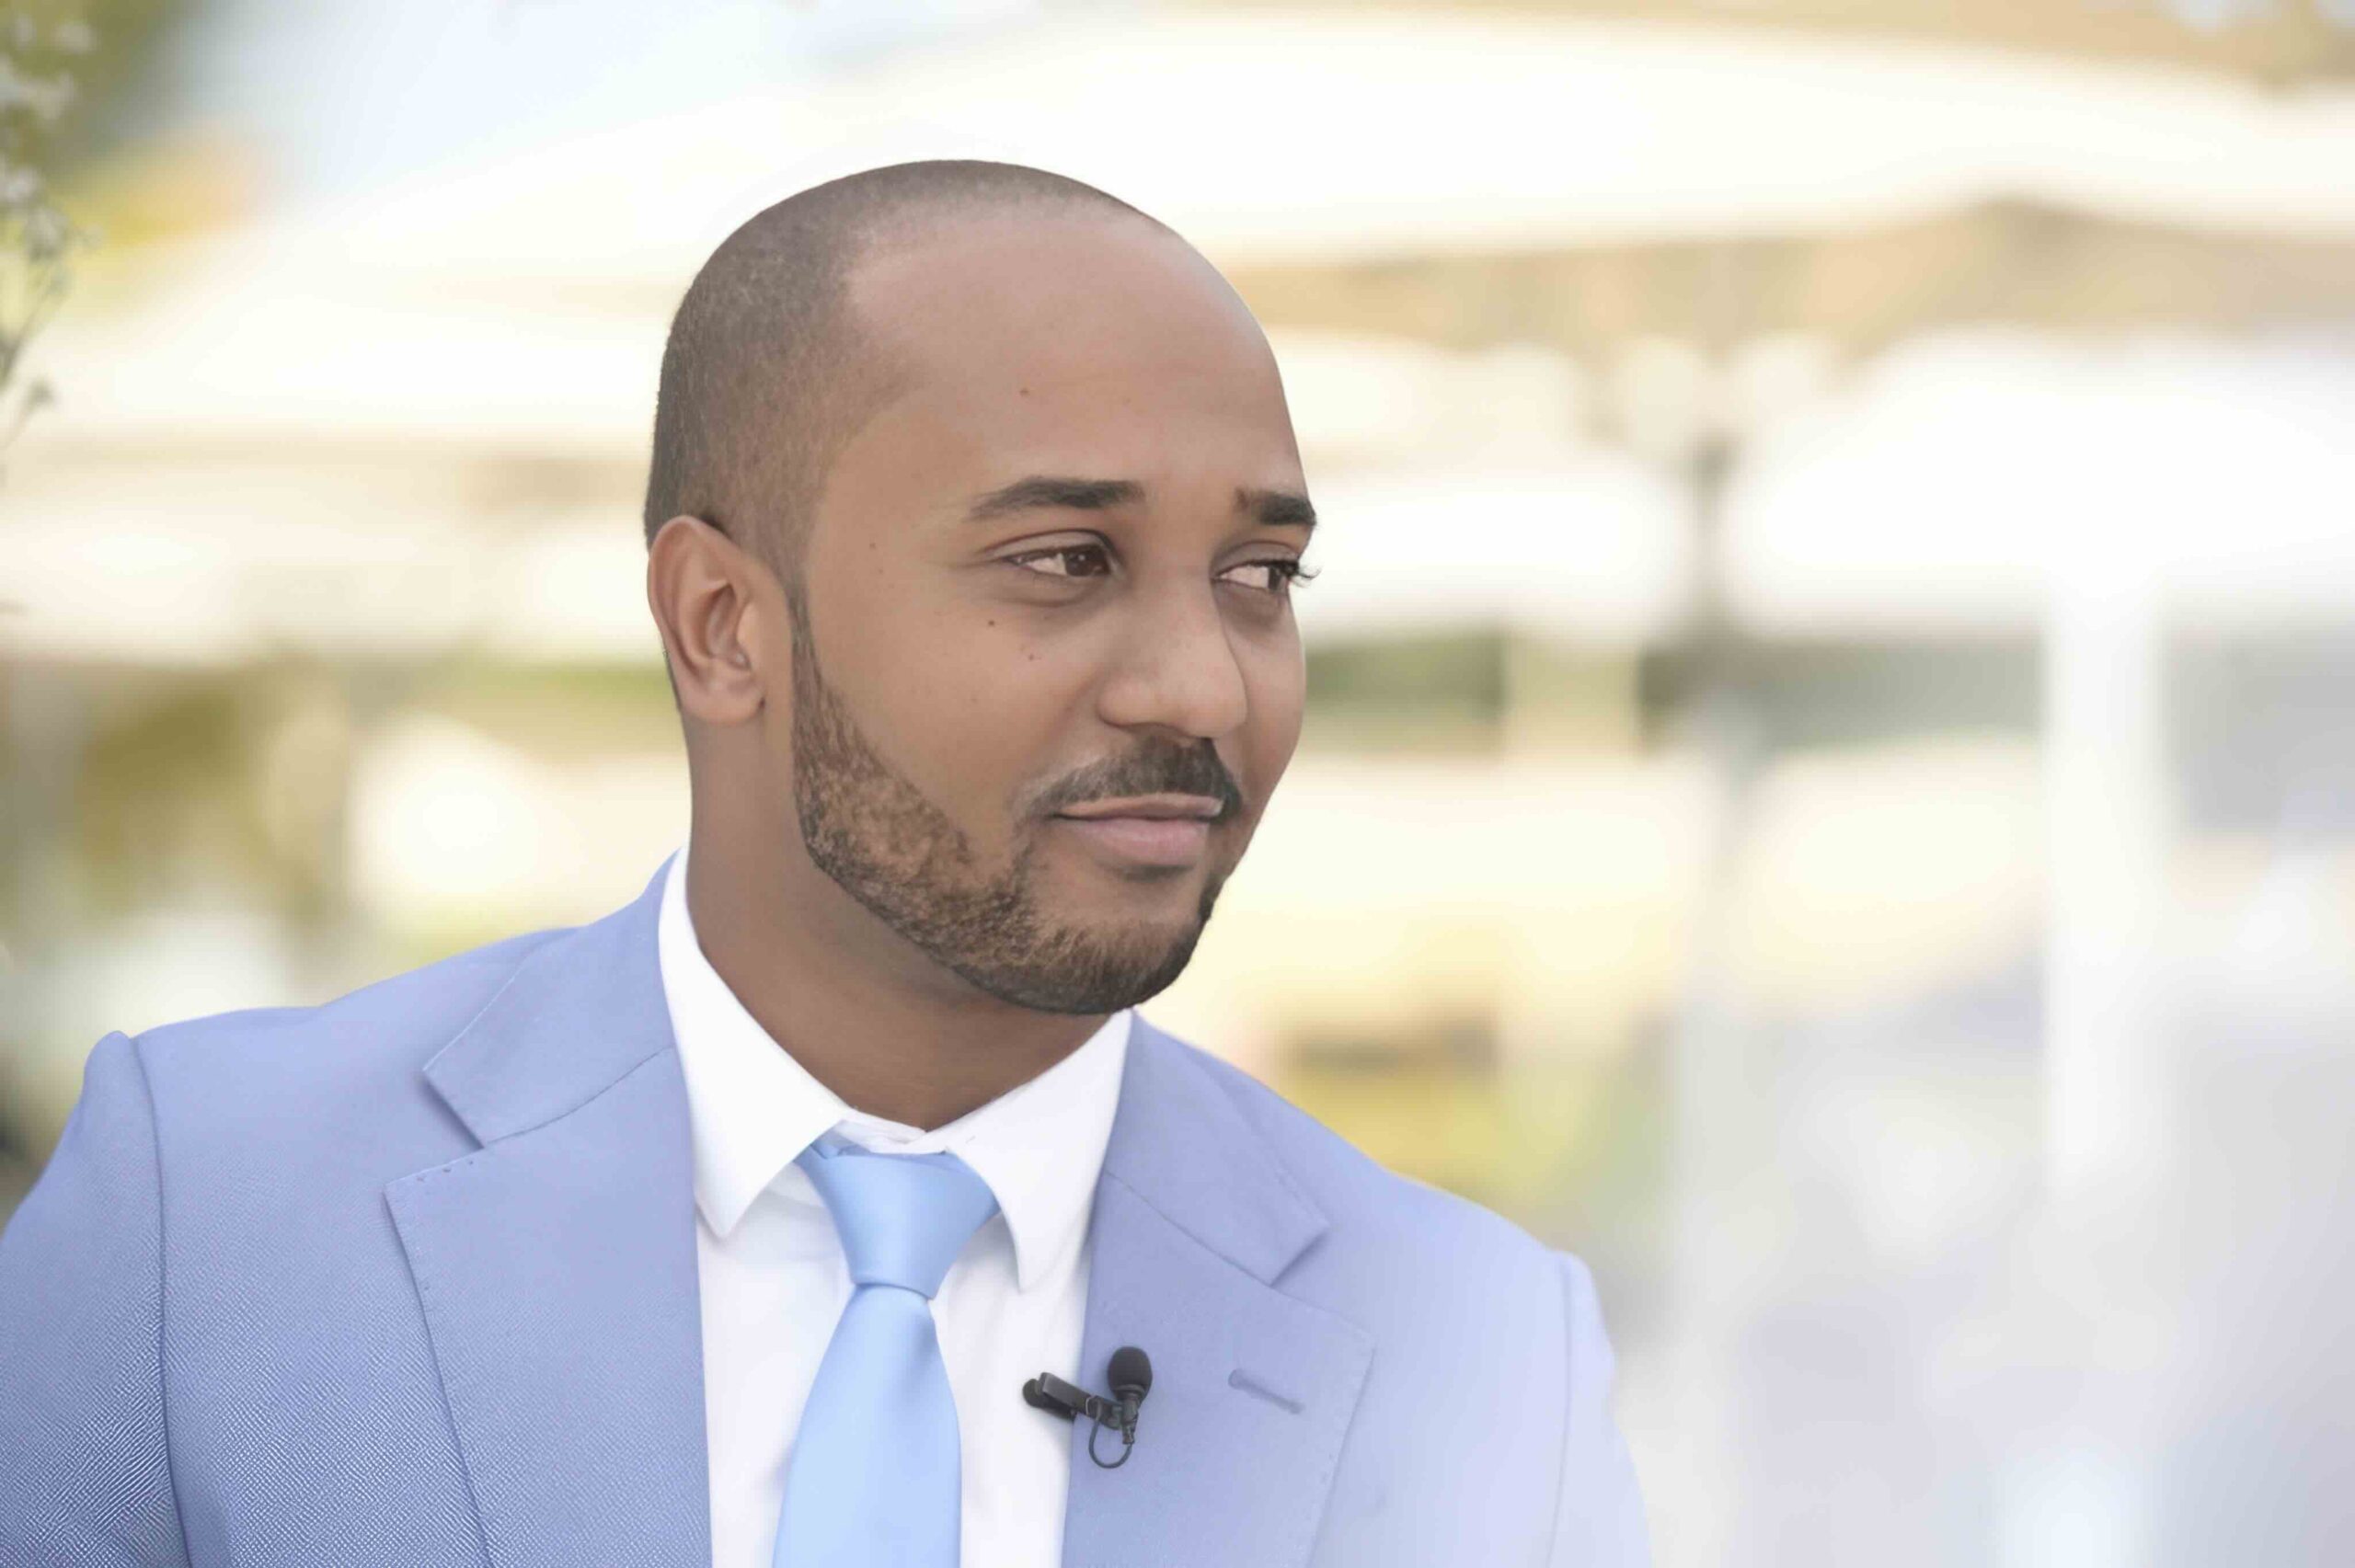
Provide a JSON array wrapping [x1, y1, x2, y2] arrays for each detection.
[[0, 5, 92, 475]]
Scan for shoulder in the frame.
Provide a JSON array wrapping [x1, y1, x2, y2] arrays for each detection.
[[1155, 1028, 1577, 1328], [135, 923, 565, 1072], [123, 922, 576, 1173], [1143, 1027, 1630, 1559]]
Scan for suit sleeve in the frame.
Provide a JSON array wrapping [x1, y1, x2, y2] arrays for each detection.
[[0, 1031, 193, 1566], [1547, 1250, 1650, 1568]]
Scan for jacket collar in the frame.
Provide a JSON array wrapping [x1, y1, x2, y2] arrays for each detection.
[[419, 858, 678, 1150], [419, 853, 1336, 1287], [1098, 1006, 1328, 1282], [389, 858, 710, 1568], [1060, 1009, 1372, 1567], [392, 857, 1370, 1568]]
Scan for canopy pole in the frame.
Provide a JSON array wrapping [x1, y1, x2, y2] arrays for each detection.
[[2043, 552, 2172, 1212]]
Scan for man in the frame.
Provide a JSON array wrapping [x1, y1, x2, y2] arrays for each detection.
[[0, 161, 1648, 1566]]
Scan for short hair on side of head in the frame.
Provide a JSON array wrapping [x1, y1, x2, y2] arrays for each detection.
[[640, 160, 1168, 609]]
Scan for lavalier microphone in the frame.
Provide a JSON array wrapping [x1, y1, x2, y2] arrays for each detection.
[[1022, 1345, 1154, 1468]]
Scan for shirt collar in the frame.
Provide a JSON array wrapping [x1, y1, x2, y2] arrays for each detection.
[[656, 842, 1132, 1293]]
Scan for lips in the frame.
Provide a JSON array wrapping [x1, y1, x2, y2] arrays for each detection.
[[1052, 813, 1212, 868], [1056, 795, 1223, 822]]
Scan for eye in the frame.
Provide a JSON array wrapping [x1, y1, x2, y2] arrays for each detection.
[[1223, 558, 1319, 597], [1003, 544, 1113, 581], [1000, 544, 1319, 597]]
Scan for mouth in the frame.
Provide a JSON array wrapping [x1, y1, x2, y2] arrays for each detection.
[[1054, 792, 1224, 823], [1051, 812, 1214, 869]]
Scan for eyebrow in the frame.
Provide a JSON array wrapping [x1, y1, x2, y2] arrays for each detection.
[[1239, 486, 1317, 533], [961, 475, 1317, 532], [963, 475, 1143, 523]]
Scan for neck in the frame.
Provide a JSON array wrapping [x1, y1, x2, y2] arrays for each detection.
[[682, 829, 1111, 1132]]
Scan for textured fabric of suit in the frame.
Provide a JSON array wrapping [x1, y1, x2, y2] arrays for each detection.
[[0, 855, 1648, 1567]]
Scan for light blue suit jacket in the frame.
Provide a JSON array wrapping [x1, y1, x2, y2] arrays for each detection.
[[1, 855, 1648, 1566]]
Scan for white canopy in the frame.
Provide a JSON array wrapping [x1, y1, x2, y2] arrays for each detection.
[[265, 11, 2355, 291], [12, 13, 2355, 662], [33, 8, 2355, 445], [1295, 460, 1694, 647], [1721, 330, 2355, 633]]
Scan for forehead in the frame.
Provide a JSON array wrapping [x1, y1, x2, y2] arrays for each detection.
[[841, 212, 1298, 468]]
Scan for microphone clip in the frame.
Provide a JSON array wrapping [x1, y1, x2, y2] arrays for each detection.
[[1021, 1370, 1139, 1469]]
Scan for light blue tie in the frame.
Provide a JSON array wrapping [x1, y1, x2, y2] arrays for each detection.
[[771, 1131, 1000, 1568]]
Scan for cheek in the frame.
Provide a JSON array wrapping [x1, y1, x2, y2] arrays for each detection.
[[1244, 642, 1307, 774], [860, 601, 1083, 807]]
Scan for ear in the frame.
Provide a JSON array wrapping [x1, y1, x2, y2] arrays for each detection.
[[645, 514, 781, 727]]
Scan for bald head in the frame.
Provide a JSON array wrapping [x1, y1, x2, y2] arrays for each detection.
[[641, 160, 1169, 601], [644, 155, 1310, 1050]]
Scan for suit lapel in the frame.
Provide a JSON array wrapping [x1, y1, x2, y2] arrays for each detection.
[[1061, 1016, 1374, 1568], [385, 859, 711, 1568], [380, 857, 1374, 1568]]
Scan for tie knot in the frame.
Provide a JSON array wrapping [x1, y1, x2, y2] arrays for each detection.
[[795, 1135, 999, 1299]]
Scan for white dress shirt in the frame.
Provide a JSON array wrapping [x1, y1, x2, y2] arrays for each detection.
[[654, 842, 1133, 1568]]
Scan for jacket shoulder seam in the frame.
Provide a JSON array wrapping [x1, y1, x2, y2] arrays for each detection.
[[126, 1029, 196, 1568]]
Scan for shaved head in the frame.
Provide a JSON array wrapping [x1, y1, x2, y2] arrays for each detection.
[[645, 154, 1308, 1125], [641, 159, 1167, 610]]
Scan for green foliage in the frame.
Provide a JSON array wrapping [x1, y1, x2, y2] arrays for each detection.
[[1274, 1035, 1668, 1248], [1300, 628, 1510, 753], [0, 4, 92, 459], [22, 0, 190, 172], [0, 0, 195, 463], [67, 659, 353, 928]]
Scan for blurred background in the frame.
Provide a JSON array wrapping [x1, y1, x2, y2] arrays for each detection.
[[5, 1, 2354, 1562]]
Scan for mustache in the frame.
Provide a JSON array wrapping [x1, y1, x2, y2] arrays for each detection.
[[1048, 746, 1242, 818]]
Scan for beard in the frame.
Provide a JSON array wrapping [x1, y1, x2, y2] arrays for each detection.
[[784, 599, 1225, 1014]]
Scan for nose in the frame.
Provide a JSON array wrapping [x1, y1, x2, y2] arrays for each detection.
[[1092, 578, 1252, 744]]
